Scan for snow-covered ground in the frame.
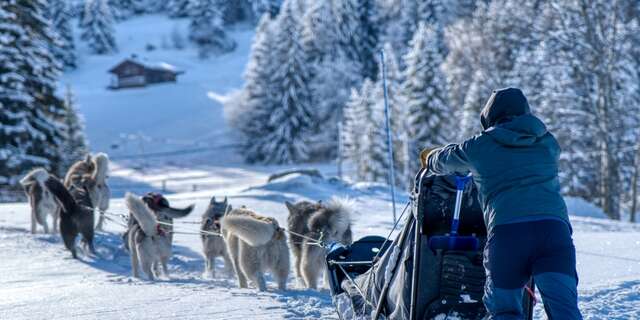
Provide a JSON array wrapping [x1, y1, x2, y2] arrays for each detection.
[[1, 173, 640, 319], [2, 14, 638, 320]]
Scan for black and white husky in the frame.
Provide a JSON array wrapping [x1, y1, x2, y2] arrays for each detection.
[[20, 169, 59, 234], [124, 193, 172, 281], [221, 207, 290, 291], [44, 173, 97, 259], [285, 198, 353, 289], [200, 196, 233, 278], [141, 192, 194, 245]]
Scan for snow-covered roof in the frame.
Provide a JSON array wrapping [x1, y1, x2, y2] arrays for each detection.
[[109, 57, 184, 74]]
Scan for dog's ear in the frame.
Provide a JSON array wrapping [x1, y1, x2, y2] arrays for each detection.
[[223, 196, 228, 205], [210, 196, 216, 204], [285, 201, 296, 213], [83, 154, 92, 164]]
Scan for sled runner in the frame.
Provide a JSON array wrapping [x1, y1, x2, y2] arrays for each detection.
[[326, 169, 536, 320]]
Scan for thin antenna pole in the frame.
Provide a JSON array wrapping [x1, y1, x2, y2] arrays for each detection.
[[337, 122, 343, 179], [380, 50, 397, 224]]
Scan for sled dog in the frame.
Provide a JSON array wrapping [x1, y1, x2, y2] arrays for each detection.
[[122, 192, 193, 253], [221, 207, 290, 291], [286, 198, 353, 289], [64, 153, 111, 230], [142, 192, 194, 244], [20, 169, 60, 234], [201, 196, 233, 278], [125, 193, 171, 280], [44, 173, 96, 258]]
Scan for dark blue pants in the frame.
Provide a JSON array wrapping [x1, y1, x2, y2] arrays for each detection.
[[483, 219, 582, 319]]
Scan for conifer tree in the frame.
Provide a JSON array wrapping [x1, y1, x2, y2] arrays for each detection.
[[188, 0, 236, 58], [50, 0, 76, 69], [60, 85, 89, 171], [0, 0, 66, 187], [257, 0, 313, 164], [403, 23, 450, 174], [236, 15, 278, 163], [81, 0, 118, 54], [166, 0, 190, 18]]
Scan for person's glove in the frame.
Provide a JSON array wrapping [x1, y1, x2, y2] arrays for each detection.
[[420, 147, 439, 169]]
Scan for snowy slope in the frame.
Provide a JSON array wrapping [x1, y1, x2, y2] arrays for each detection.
[[1, 173, 640, 319], [62, 14, 252, 156]]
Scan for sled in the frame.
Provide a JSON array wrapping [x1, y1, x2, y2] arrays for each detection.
[[326, 169, 536, 320]]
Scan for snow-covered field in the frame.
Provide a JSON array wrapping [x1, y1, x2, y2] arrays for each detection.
[[1, 173, 640, 319], [2, 14, 638, 320]]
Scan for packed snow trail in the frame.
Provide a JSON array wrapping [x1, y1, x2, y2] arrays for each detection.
[[1, 174, 640, 319]]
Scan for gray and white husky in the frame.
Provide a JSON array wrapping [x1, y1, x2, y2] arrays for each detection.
[[285, 198, 353, 289], [20, 168, 59, 234], [64, 153, 111, 230], [221, 207, 290, 291], [201, 196, 233, 278], [125, 193, 171, 281]]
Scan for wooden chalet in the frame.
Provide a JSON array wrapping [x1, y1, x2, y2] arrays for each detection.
[[108, 56, 184, 89]]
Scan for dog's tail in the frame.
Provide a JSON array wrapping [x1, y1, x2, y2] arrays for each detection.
[[19, 168, 49, 188], [309, 197, 352, 242], [125, 193, 158, 236], [222, 212, 277, 247], [92, 153, 109, 183], [159, 204, 194, 219], [44, 176, 78, 215]]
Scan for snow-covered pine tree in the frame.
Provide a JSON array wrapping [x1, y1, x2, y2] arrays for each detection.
[[543, 0, 638, 219], [301, 0, 339, 63], [342, 80, 374, 180], [50, 0, 76, 69], [371, 44, 411, 187], [249, 0, 281, 20], [166, 0, 190, 18], [307, 53, 363, 159], [333, 0, 379, 80], [257, 0, 314, 164], [0, 0, 66, 188], [443, 0, 537, 131], [108, 0, 134, 20], [234, 14, 278, 163], [403, 22, 450, 174], [188, 0, 236, 59], [459, 69, 491, 139], [81, 0, 118, 54], [300, 1, 364, 159], [534, 41, 598, 202], [60, 85, 89, 171], [129, 0, 164, 14]]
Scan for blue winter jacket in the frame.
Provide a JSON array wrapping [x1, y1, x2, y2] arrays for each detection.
[[427, 88, 568, 232]]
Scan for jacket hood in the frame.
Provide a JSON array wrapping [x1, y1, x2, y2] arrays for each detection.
[[485, 114, 548, 146], [480, 87, 531, 130]]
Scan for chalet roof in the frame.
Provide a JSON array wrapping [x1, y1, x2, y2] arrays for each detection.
[[108, 57, 184, 75]]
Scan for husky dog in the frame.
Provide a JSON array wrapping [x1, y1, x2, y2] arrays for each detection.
[[125, 193, 171, 280], [141, 192, 194, 244], [44, 173, 96, 258], [20, 169, 60, 234], [122, 192, 193, 251], [285, 198, 353, 289], [64, 153, 111, 230], [221, 207, 290, 291], [201, 196, 233, 278]]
